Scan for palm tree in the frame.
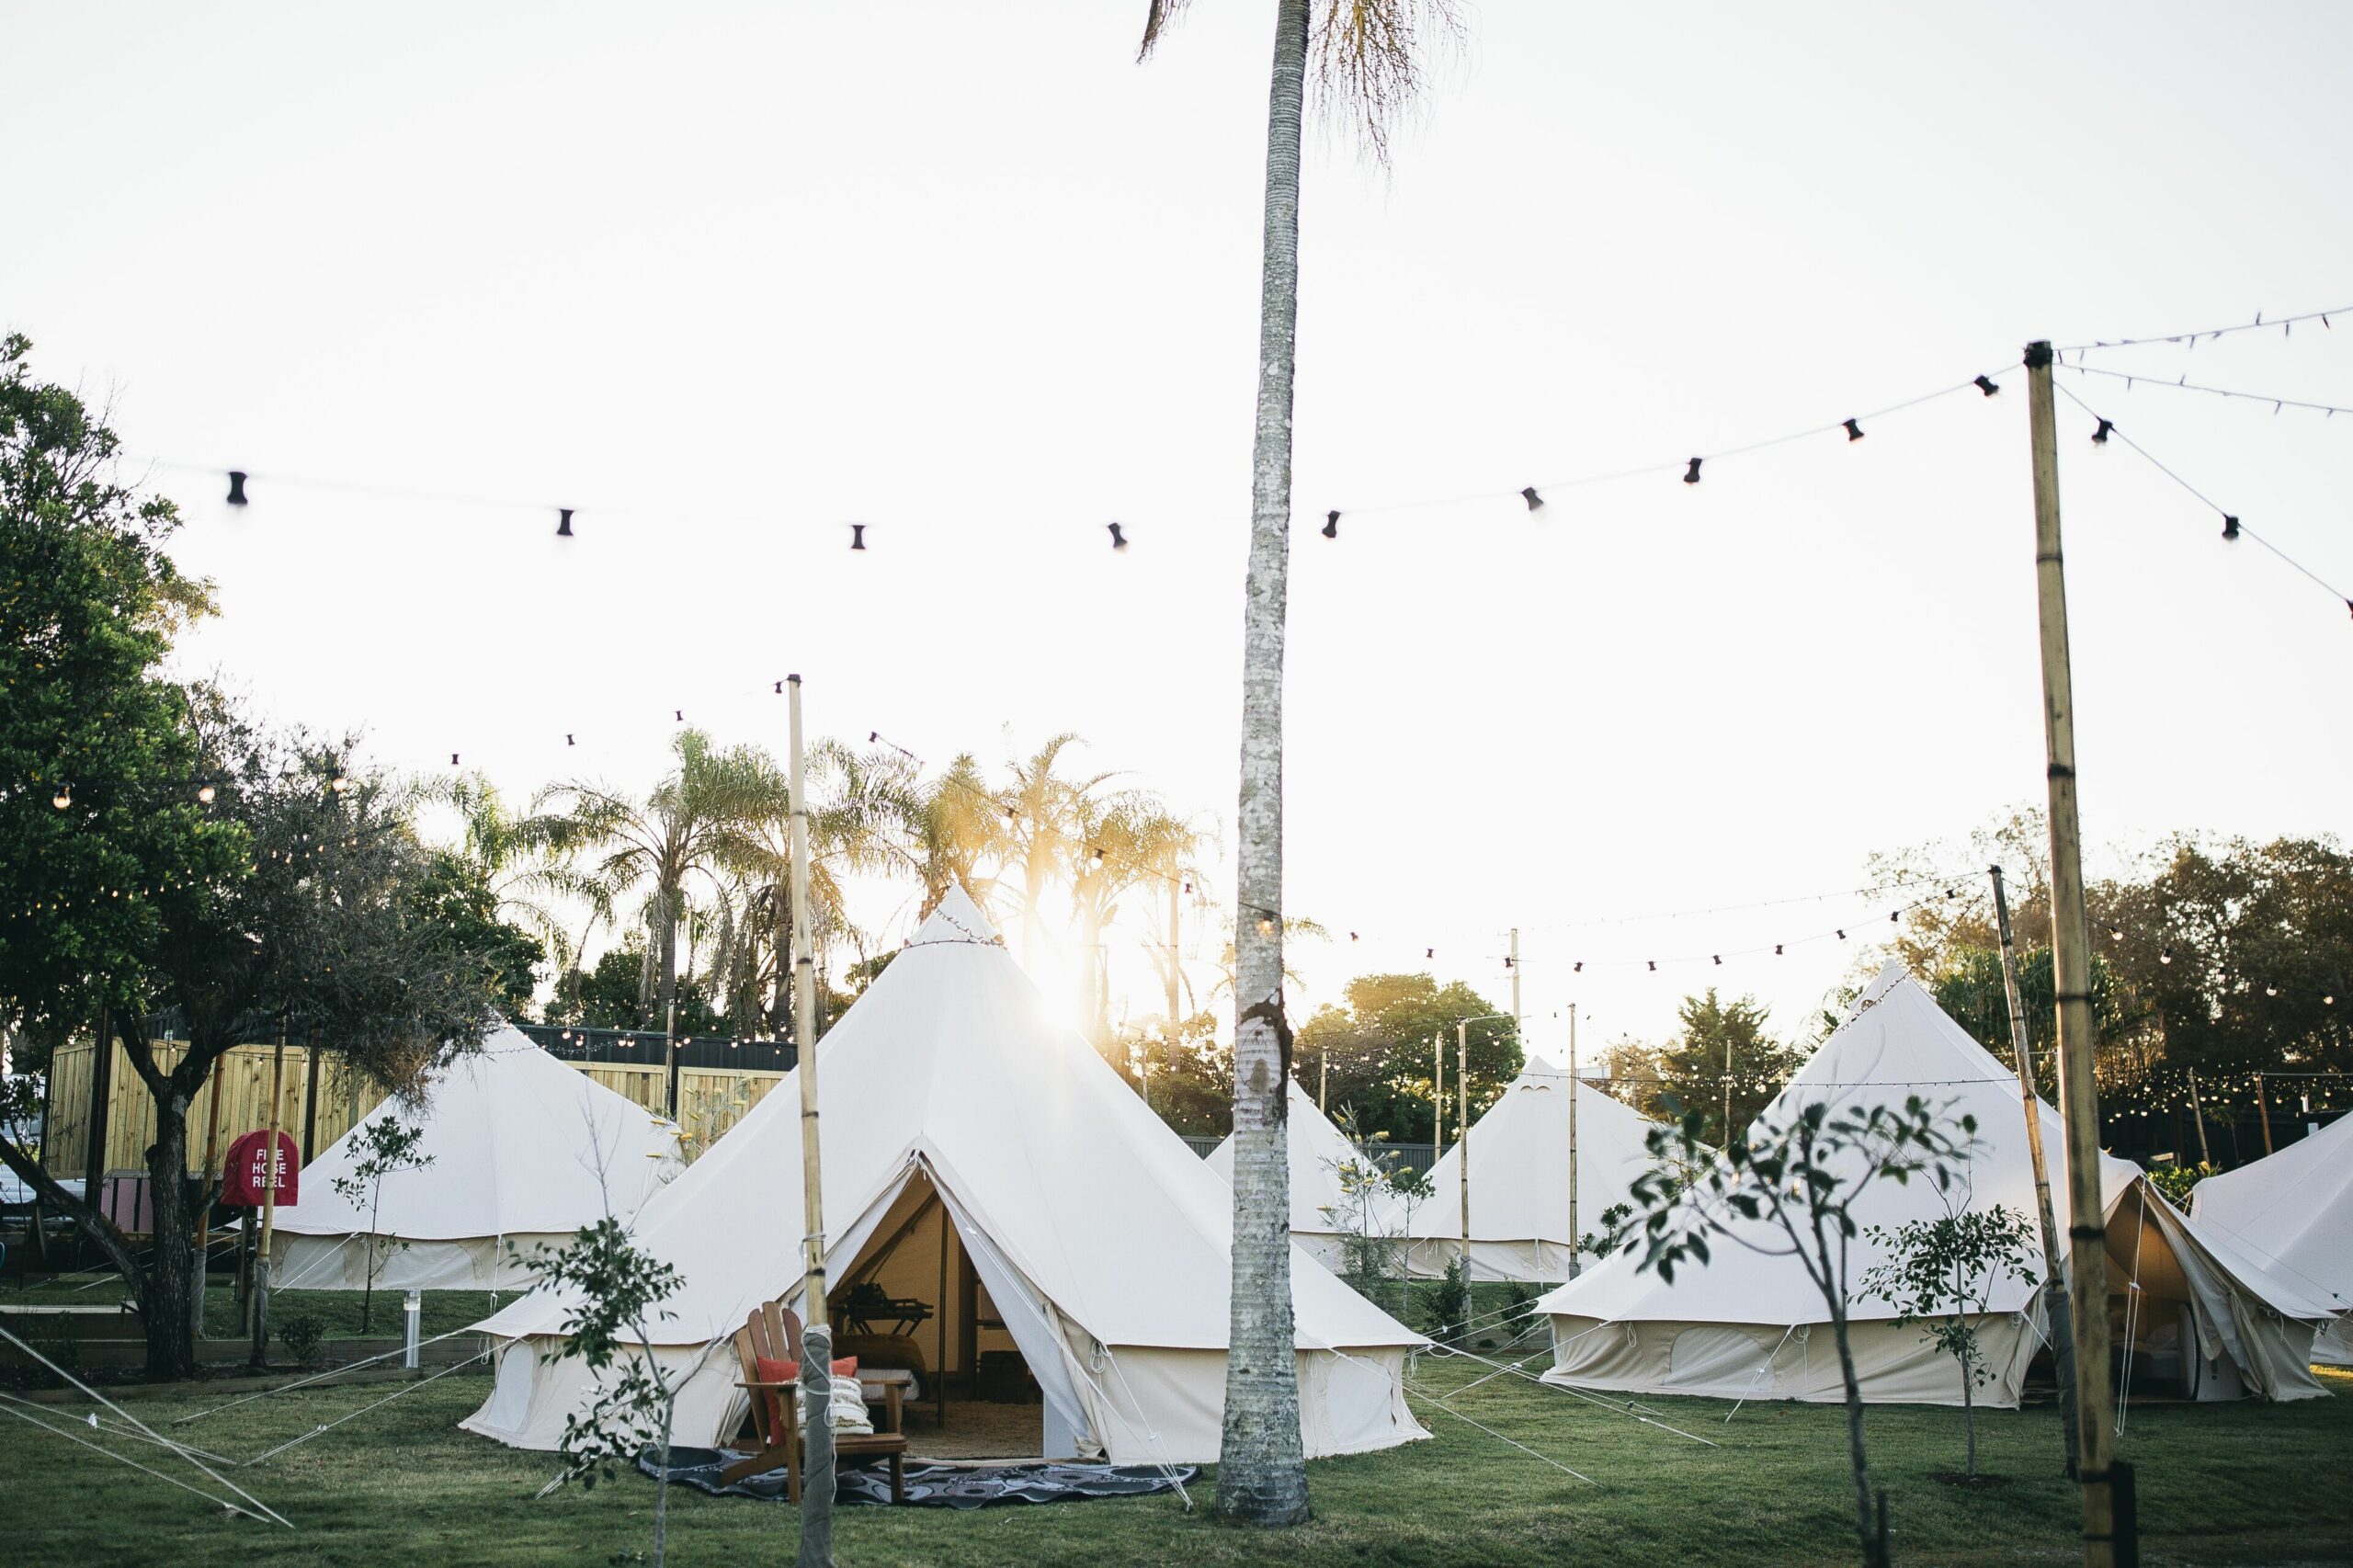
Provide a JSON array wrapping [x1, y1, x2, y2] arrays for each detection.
[[541, 730, 783, 1055], [1069, 795, 1203, 1052], [415, 770, 604, 990], [999, 733, 1117, 971], [1140, 0, 1457, 1526]]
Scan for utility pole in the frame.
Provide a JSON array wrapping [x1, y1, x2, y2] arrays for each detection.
[[788, 675, 835, 1567], [2026, 338, 2128, 1568], [1992, 863, 2080, 1478], [2186, 1068, 2213, 1168], [1566, 1003, 1581, 1280], [1457, 1020, 1471, 1277]]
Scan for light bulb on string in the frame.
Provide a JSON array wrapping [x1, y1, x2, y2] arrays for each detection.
[[1974, 376, 2001, 397], [51, 787, 71, 810], [198, 784, 215, 804]]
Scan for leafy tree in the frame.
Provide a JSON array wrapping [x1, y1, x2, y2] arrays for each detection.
[[1318, 1106, 1420, 1314], [523, 1216, 690, 1568], [408, 849, 545, 1016], [1140, 0, 1461, 1525], [0, 342, 509, 1379], [1138, 1009, 1232, 1138], [1861, 1206, 2039, 1479], [1625, 1099, 1979, 1568], [327, 1117, 434, 1333], [1293, 973, 1523, 1143], [1638, 989, 1804, 1139]]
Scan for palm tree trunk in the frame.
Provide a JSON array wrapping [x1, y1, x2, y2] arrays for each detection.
[[1217, 0, 1311, 1529]]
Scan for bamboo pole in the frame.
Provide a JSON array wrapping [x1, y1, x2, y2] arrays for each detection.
[[2256, 1074, 2274, 1155], [1457, 1021, 1471, 1277], [1432, 1033, 1444, 1159], [1991, 864, 2080, 1478], [2025, 339, 2127, 1567], [788, 674, 835, 1566], [195, 1051, 228, 1342]]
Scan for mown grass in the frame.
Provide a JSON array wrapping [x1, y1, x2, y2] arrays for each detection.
[[3, 1271, 505, 1341], [2, 1340, 2347, 1567]]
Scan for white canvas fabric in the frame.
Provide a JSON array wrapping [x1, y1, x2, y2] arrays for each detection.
[[267, 1026, 682, 1290], [460, 888, 1427, 1464], [1539, 966, 2332, 1405], [1204, 1081, 1365, 1271], [2193, 1111, 2353, 1365], [1391, 1059, 1665, 1282]]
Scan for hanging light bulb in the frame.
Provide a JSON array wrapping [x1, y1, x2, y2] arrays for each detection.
[[51, 786, 70, 810], [1257, 916, 1275, 937], [1974, 376, 2001, 397], [2160, 949, 2175, 965], [2265, 985, 2278, 998], [198, 784, 216, 804], [1843, 419, 1864, 441], [1323, 510, 1340, 539], [2109, 926, 2124, 941], [2091, 418, 2115, 446]]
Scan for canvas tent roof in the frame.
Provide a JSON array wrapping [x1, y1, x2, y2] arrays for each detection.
[[463, 888, 1425, 1464], [1536, 965, 2333, 1404], [2193, 1110, 2353, 1362], [1391, 1057, 1664, 1281], [1204, 1080, 1364, 1245], [267, 1025, 682, 1290]]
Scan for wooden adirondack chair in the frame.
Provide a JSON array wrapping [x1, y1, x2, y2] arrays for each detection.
[[721, 1300, 908, 1501]]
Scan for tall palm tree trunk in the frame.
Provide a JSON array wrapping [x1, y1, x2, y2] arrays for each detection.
[[1218, 0, 1311, 1528]]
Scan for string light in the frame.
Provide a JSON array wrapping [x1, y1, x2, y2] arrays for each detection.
[[557, 508, 574, 538], [1843, 419, 1864, 441], [2056, 301, 2347, 354], [225, 471, 248, 506], [1973, 375, 2001, 397], [51, 787, 70, 810], [1682, 458, 1702, 485], [1323, 510, 1339, 539], [2090, 418, 2115, 446], [1108, 522, 1129, 551], [198, 785, 215, 804], [849, 524, 867, 551], [2066, 363, 2353, 418], [1520, 487, 1544, 512]]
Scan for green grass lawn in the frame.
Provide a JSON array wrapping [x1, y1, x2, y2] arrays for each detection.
[[3, 1343, 2347, 1567], [4, 1272, 505, 1341]]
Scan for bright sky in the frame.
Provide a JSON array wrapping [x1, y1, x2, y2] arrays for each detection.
[[6, 2, 2347, 1059]]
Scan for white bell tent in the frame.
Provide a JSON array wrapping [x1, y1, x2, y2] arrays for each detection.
[[461, 888, 1427, 1465], [1537, 966, 2334, 1406], [1204, 1080, 1368, 1271], [1391, 1058, 1664, 1283], [2192, 1110, 2353, 1365], [269, 1025, 683, 1291]]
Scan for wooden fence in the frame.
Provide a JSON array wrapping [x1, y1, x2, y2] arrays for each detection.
[[40, 1036, 787, 1180]]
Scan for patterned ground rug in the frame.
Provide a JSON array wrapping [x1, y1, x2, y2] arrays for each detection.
[[642, 1447, 1196, 1508]]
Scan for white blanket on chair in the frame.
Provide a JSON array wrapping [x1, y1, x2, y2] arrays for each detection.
[[826, 1374, 873, 1435]]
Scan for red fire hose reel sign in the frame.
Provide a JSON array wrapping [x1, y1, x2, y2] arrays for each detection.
[[222, 1130, 299, 1207]]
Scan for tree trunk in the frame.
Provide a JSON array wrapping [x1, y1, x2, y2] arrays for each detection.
[[1216, 0, 1311, 1530], [657, 887, 678, 1028], [1962, 1351, 1977, 1479], [1828, 1307, 1881, 1568], [139, 1079, 201, 1381]]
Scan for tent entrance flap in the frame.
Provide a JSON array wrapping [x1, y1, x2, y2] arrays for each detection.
[[927, 1167, 1094, 1459]]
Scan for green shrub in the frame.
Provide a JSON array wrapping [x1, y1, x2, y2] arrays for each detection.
[[276, 1312, 324, 1366]]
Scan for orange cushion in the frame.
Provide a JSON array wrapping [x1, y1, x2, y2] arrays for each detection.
[[755, 1355, 858, 1383], [751, 1355, 858, 1442]]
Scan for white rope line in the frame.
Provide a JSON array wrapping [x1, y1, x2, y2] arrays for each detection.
[[1067, 1338, 1194, 1512], [239, 1345, 493, 1468], [0, 1391, 240, 1469], [1401, 1383, 1597, 1486], [172, 1323, 483, 1424], [0, 1322, 292, 1527], [1724, 1324, 1800, 1424], [0, 1401, 282, 1525], [1423, 1345, 1722, 1448], [2116, 1210, 2148, 1438]]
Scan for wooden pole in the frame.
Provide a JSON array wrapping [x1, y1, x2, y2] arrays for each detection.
[[82, 1007, 112, 1226], [2186, 1068, 2213, 1168], [195, 1051, 228, 1342], [2026, 338, 2125, 1568], [1566, 1003, 1581, 1280], [2256, 1074, 2275, 1155], [253, 1017, 288, 1366], [788, 674, 835, 1566], [1432, 1033, 1443, 1157], [1507, 928, 1521, 1034], [1992, 864, 2080, 1478], [1457, 1021, 1471, 1277], [301, 1027, 322, 1165]]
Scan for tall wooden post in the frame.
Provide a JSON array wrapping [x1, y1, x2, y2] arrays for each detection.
[[301, 1027, 322, 1166], [82, 1007, 112, 1225], [1432, 1034, 1444, 1155], [1457, 1021, 1471, 1276], [253, 1016, 289, 1365], [195, 1052, 228, 1342], [788, 675, 835, 1566], [1992, 864, 2080, 1477], [1566, 1003, 1581, 1280], [2256, 1074, 2275, 1155], [2026, 339, 2127, 1567], [2186, 1069, 2213, 1168]]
